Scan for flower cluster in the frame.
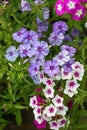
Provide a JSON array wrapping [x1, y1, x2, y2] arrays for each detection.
[[55, 0, 87, 20], [4, 1, 85, 129]]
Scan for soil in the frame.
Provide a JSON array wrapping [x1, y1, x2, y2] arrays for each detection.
[[4, 109, 50, 130]]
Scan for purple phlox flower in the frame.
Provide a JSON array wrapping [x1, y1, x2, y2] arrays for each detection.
[[48, 31, 64, 46], [63, 58, 75, 72], [34, 120, 47, 129], [44, 60, 60, 77], [64, 34, 73, 42], [18, 43, 35, 58], [53, 21, 68, 34], [12, 28, 28, 43], [33, 41, 49, 59], [42, 7, 49, 20], [30, 56, 45, 66], [5, 46, 19, 62], [70, 28, 80, 38], [53, 50, 70, 66], [61, 44, 77, 57], [21, 0, 31, 12], [23, 30, 39, 45], [36, 17, 48, 32], [34, 0, 45, 5], [28, 63, 40, 77]]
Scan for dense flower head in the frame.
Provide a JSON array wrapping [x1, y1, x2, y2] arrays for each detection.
[[5, 46, 19, 62]]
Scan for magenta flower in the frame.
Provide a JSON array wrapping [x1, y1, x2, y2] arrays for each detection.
[[44, 60, 60, 77], [64, 0, 78, 14], [72, 4, 86, 21], [34, 120, 47, 129], [55, 0, 66, 16]]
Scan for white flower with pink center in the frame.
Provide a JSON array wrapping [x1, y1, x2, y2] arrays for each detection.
[[58, 117, 66, 128], [52, 72, 61, 81], [43, 104, 57, 117], [43, 86, 54, 98], [49, 121, 60, 130], [61, 68, 72, 80], [43, 112, 52, 121], [43, 77, 55, 87], [72, 61, 84, 73], [64, 88, 78, 97], [29, 96, 37, 108], [52, 95, 64, 107], [65, 79, 80, 92], [72, 69, 84, 81], [33, 106, 42, 118], [57, 105, 68, 116]]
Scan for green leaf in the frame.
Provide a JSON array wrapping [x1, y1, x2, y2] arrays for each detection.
[[15, 110, 22, 127]]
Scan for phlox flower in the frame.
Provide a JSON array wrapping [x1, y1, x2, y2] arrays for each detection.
[[72, 61, 84, 73], [55, 0, 66, 15], [58, 117, 66, 128], [72, 4, 86, 21], [23, 30, 39, 45], [43, 77, 55, 87], [42, 7, 49, 20], [61, 45, 77, 57], [53, 21, 68, 34], [65, 79, 80, 92], [34, 0, 45, 5], [5, 46, 19, 62], [18, 43, 34, 58], [57, 105, 68, 116], [49, 121, 60, 130], [48, 32, 64, 46], [28, 63, 40, 77], [64, 34, 73, 42], [52, 95, 64, 107], [53, 50, 70, 66], [21, 0, 31, 12], [44, 60, 60, 77], [12, 28, 28, 43], [30, 56, 45, 66], [72, 68, 84, 81], [64, 88, 78, 97], [36, 17, 48, 32], [64, 0, 79, 14], [29, 96, 37, 108], [63, 59, 75, 72], [43, 86, 54, 98], [61, 68, 72, 80], [43, 104, 57, 117], [33, 41, 49, 59], [33, 106, 42, 118]]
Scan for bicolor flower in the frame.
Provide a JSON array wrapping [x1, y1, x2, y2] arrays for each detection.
[[61, 68, 72, 80], [43, 86, 54, 98], [29, 96, 37, 108], [49, 121, 60, 130], [21, 0, 31, 12], [52, 95, 64, 107]]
